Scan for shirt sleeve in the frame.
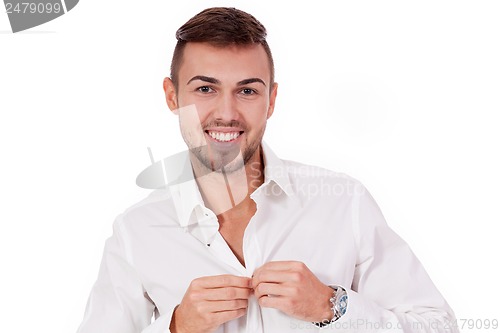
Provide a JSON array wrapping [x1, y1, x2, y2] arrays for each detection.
[[77, 215, 174, 333], [333, 185, 459, 333]]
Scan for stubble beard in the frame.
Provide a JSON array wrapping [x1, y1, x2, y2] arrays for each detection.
[[185, 126, 265, 175]]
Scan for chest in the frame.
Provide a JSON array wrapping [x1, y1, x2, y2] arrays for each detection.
[[139, 196, 357, 320], [218, 213, 252, 266]]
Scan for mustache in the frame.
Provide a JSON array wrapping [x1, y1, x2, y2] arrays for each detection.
[[203, 120, 246, 130]]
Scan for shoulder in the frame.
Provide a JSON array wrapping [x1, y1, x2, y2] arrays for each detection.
[[114, 188, 178, 231], [282, 158, 366, 195]]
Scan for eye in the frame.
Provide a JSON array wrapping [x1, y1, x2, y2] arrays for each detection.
[[240, 88, 257, 95], [197, 86, 215, 93]]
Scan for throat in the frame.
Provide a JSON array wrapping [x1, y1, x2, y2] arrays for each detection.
[[217, 198, 257, 267]]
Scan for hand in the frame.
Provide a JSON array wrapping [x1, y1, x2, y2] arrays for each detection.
[[170, 274, 252, 333], [252, 261, 333, 322]]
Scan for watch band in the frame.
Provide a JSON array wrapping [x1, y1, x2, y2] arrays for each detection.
[[313, 285, 348, 328]]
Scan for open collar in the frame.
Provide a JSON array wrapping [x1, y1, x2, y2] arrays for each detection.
[[168, 142, 295, 245]]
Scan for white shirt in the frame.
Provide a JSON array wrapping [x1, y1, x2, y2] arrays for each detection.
[[77, 143, 457, 333]]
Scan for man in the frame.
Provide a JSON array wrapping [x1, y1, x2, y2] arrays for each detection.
[[77, 7, 458, 333]]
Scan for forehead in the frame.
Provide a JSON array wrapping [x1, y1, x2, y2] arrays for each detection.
[[178, 42, 271, 85]]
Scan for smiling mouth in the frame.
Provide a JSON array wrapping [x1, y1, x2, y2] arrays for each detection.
[[206, 130, 243, 142]]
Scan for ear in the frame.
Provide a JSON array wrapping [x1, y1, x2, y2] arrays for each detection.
[[266, 82, 278, 119], [163, 77, 179, 114]]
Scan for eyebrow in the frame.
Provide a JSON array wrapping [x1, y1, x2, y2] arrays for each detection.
[[237, 78, 266, 87], [187, 75, 220, 85], [187, 76, 266, 87]]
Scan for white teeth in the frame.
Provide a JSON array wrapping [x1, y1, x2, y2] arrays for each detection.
[[208, 131, 240, 142]]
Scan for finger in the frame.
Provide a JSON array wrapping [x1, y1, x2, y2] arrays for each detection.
[[211, 307, 247, 324], [254, 261, 313, 286], [203, 299, 249, 313], [253, 282, 295, 299], [252, 269, 298, 288], [253, 269, 285, 283], [257, 294, 287, 312], [191, 275, 252, 289], [203, 286, 252, 301]]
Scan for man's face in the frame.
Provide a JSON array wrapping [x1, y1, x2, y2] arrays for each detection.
[[165, 42, 277, 173]]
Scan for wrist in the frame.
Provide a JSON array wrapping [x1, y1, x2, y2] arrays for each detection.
[[313, 285, 348, 328], [319, 285, 335, 321], [169, 305, 181, 333]]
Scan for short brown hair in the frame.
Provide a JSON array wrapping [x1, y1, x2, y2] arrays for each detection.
[[170, 7, 274, 90]]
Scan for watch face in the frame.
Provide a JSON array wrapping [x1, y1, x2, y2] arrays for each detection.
[[338, 294, 348, 316]]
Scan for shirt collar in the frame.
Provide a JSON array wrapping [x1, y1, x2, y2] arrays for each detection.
[[259, 141, 295, 197], [168, 159, 220, 245], [135, 149, 217, 245], [168, 142, 295, 245]]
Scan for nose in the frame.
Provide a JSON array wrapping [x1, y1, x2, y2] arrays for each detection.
[[213, 93, 239, 122]]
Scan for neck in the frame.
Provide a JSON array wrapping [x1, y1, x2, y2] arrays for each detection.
[[191, 146, 264, 216]]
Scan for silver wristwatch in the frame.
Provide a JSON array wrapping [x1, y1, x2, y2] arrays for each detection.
[[313, 285, 348, 328]]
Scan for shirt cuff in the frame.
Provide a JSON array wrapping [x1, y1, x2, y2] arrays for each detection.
[[322, 288, 400, 332]]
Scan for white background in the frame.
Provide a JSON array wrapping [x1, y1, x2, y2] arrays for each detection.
[[1, 1, 499, 332]]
